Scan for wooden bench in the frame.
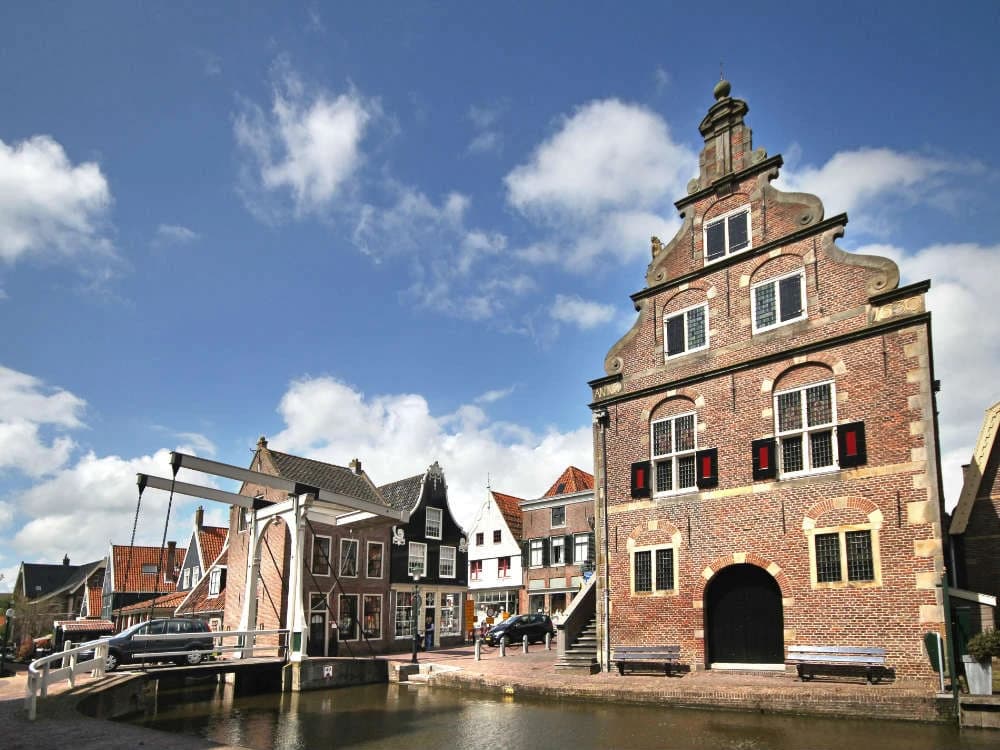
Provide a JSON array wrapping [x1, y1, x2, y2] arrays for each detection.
[[786, 645, 887, 684], [613, 646, 681, 676]]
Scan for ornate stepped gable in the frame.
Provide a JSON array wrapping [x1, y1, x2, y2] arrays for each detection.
[[594, 79, 907, 401]]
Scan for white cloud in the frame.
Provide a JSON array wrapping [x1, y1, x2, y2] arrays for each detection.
[[235, 61, 376, 218], [467, 103, 505, 155], [272, 376, 592, 526], [475, 386, 515, 404], [856, 241, 1000, 509], [505, 99, 695, 269], [8, 448, 217, 563], [0, 366, 85, 478], [174, 431, 217, 457], [777, 148, 975, 236], [154, 224, 199, 244], [549, 294, 617, 330], [653, 66, 671, 92], [0, 135, 113, 264]]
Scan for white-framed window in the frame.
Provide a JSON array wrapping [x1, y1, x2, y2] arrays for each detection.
[[775, 381, 837, 477], [631, 544, 678, 594], [440, 592, 460, 636], [551, 506, 566, 527], [664, 303, 709, 359], [311, 535, 332, 575], [574, 533, 591, 564], [366, 541, 384, 579], [394, 591, 416, 638], [529, 538, 544, 567], [475, 532, 484, 545], [752, 270, 806, 332], [340, 538, 359, 577], [363, 594, 382, 639], [141, 563, 157, 575], [809, 525, 880, 588], [704, 205, 751, 263], [439, 545, 456, 578], [182, 568, 191, 589], [550, 536, 565, 566], [191, 568, 200, 587], [339, 594, 359, 641], [651, 412, 697, 495], [425, 507, 443, 540], [408, 541, 427, 577], [208, 569, 222, 597]]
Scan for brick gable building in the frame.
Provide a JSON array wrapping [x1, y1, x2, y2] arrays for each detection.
[[588, 80, 947, 677]]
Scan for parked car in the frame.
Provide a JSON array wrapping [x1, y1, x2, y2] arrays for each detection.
[[482, 614, 556, 646], [81, 618, 213, 671]]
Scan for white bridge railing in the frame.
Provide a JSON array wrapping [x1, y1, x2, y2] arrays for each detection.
[[25, 628, 288, 720]]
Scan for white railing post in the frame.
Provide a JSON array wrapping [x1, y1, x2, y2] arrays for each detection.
[[40, 663, 50, 698]]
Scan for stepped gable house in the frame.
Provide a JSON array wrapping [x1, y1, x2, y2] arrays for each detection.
[[588, 80, 947, 677]]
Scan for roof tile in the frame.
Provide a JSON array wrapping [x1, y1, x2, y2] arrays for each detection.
[[491, 491, 524, 540], [543, 466, 594, 497], [112, 545, 186, 593]]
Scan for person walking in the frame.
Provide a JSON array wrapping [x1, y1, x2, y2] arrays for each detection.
[[424, 617, 435, 651]]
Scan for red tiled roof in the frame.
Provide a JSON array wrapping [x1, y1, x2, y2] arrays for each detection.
[[111, 545, 186, 593], [55, 619, 114, 632], [117, 590, 187, 613], [87, 588, 103, 617], [543, 466, 594, 497], [176, 549, 228, 616], [491, 491, 524, 540], [198, 526, 227, 567]]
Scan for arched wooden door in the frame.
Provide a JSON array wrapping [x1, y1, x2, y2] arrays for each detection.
[[705, 564, 783, 665]]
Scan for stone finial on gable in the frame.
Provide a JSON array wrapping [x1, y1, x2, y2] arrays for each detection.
[[651, 236, 663, 258], [696, 79, 754, 188]]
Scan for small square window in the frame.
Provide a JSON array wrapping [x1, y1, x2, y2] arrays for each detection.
[[493, 529, 502, 543], [475, 532, 484, 545], [752, 271, 806, 332], [665, 303, 709, 358], [704, 207, 751, 263], [551, 506, 566, 527]]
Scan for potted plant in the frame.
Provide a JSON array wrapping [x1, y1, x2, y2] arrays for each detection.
[[963, 629, 1000, 695]]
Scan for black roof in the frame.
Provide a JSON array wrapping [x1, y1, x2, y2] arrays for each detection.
[[20, 559, 104, 600], [378, 474, 423, 512], [267, 449, 387, 507]]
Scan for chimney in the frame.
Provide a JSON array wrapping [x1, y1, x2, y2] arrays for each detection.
[[257, 435, 268, 449], [195, 506, 204, 530], [349, 458, 362, 475], [63, 554, 70, 566], [166, 541, 177, 582]]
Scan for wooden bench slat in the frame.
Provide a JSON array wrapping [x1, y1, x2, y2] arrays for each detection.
[[787, 646, 885, 655], [613, 645, 681, 677], [786, 645, 888, 684]]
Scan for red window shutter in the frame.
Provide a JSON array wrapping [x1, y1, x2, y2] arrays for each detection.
[[752, 438, 777, 481], [837, 421, 867, 468], [631, 461, 651, 498], [695, 448, 718, 489]]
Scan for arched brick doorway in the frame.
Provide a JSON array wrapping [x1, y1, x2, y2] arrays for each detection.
[[705, 564, 783, 665]]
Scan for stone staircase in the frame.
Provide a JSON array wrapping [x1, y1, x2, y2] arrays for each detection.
[[555, 613, 599, 674]]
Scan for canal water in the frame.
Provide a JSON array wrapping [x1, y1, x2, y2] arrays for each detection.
[[132, 680, 995, 749]]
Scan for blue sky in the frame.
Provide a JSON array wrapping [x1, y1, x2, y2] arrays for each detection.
[[2, 2, 999, 590]]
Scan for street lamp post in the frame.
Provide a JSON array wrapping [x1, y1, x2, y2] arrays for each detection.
[[1, 608, 14, 677], [410, 573, 422, 664]]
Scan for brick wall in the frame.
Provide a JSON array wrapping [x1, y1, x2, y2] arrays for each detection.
[[590, 86, 945, 681]]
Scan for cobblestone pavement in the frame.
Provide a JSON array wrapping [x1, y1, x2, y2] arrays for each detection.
[[0, 645, 954, 749]]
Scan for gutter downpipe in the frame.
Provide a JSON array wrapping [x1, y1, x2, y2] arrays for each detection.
[[926, 314, 960, 714], [595, 408, 612, 672]]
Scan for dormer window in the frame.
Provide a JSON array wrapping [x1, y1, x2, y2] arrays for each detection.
[[704, 206, 750, 263]]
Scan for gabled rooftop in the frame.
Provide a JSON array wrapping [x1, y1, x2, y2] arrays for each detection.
[[543, 466, 595, 498], [111, 545, 185, 593], [490, 490, 524, 540]]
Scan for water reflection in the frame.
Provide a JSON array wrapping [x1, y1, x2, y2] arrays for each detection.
[[133, 679, 996, 750]]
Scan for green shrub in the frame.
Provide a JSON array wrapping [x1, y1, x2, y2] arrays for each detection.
[[967, 629, 1000, 662]]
